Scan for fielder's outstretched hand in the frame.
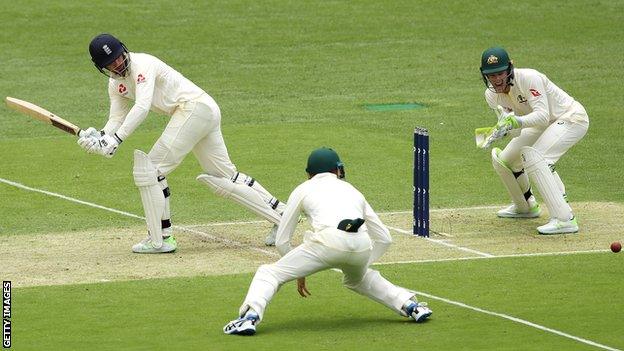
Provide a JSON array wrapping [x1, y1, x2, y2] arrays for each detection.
[[297, 277, 311, 297]]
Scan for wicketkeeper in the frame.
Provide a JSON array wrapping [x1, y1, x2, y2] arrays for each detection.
[[223, 147, 432, 335], [479, 47, 589, 234], [78, 33, 285, 253]]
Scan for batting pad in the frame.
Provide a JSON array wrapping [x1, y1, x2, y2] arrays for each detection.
[[491, 148, 530, 213], [133, 150, 165, 248], [521, 146, 571, 221], [197, 173, 281, 224]]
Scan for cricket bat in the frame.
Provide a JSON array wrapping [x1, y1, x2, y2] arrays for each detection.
[[5, 97, 85, 137]]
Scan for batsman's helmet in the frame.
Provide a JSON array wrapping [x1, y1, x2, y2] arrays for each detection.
[[89, 33, 129, 77], [480, 46, 514, 90], [306, 147, 345, 178]]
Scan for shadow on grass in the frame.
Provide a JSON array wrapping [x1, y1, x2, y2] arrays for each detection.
[[259, 314, 430, 335]]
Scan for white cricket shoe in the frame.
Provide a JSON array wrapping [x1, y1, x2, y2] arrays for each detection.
[[223, 313, 259, 335], [264, 224, 277, 246], [403, 300, 432, 323], [132, 235, 177, 253], [497, 201, 541, 218], [537, 217, 578, 235]]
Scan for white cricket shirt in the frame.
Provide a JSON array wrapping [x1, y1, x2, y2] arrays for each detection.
[[485, 68, 576, 128], [275, 173, 390, 256], [103, 52, 206, 140]]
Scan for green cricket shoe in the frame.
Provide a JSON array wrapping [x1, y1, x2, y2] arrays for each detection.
[[497, 202, 541, 218], [132, 235, 177, 253], [537, 217, 579, 235]]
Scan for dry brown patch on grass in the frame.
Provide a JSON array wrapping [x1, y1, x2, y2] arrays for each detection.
[[1, 223, 277, 288], [382, 201, 624, 261], [2, 202, 620, 287]]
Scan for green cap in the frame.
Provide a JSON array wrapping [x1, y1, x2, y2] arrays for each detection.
[[306, 147, 344, 177], [480, 47, 510, 74]]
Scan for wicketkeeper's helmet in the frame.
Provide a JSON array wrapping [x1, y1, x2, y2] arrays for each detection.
[[480, 46, 515, 90], [306, 147, 345, 178], [89, 33, 129, 77]]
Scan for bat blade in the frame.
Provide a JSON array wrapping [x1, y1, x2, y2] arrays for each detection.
[[5, 97, 83, 136]]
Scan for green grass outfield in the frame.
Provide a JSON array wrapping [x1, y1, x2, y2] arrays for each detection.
[[13, 255, 624, 350], [1, 0, 623, 350]]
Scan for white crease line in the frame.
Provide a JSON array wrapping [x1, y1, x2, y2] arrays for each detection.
[[0, 177, 605, 261], [383, 205, 501, 215], [386, 225, 494, 257], [4, 177, 622, 349], [0, 177, 278, 258], [0, 177, 497, 259], [373, 249, 608, 266], [414, 290, 621, 351], [184, 220, 265, 228], [0, 178, 144, 220], [172, 225, 278, 257]]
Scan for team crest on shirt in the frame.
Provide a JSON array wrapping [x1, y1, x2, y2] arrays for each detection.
[[529, 88, 541, 97], [517, 95, 527, 103], [118, 83, 128, 95], [137, 74, 146, 84], [486, 55, 498, 64]]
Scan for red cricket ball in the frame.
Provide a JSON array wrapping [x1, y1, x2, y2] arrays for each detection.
[[611, 242, 622, 253]]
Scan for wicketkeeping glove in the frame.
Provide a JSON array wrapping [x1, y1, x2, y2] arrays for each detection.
[[493, 114, 521, 138]]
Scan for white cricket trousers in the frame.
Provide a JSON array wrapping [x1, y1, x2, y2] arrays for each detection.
[[499, 101, 589, 170], [238, 228, 415, 321], [148, 94, 237, 177]]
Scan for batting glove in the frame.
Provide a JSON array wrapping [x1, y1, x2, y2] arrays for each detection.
[[77, 127, 100, 152], [96, 133, 122, 158], [86, 127, 101, 137]]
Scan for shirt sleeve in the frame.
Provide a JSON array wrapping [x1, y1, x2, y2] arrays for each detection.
[[114, 64, 157, 140], [484, 91, 505, 122], [515, 75, 550, 128], [484, 90, 498, 110], [103, 80, 130, 135], [363, 201, 392, 264], [275, 185, 306, 256]]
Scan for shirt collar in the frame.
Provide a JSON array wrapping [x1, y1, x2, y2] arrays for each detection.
[[310, 172, 338, 180]]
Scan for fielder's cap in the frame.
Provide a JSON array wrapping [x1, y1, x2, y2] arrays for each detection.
[[306, 147, 344, 175]]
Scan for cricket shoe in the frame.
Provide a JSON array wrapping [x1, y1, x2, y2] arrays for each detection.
[[537, 217, 578, 235], [132, 235, 177, 253], [403, 301, 432, 323], [497, 201, 541, 218], [223, 313, 259, 335], [265, 224, 277, 246]]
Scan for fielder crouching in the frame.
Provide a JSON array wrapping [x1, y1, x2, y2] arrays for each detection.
[[223, 147, 432, 336], [78, 33, 285, 253]]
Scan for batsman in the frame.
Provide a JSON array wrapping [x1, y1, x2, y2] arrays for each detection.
[[79, 33, 285, 253], [479, 47, 589, 234]]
